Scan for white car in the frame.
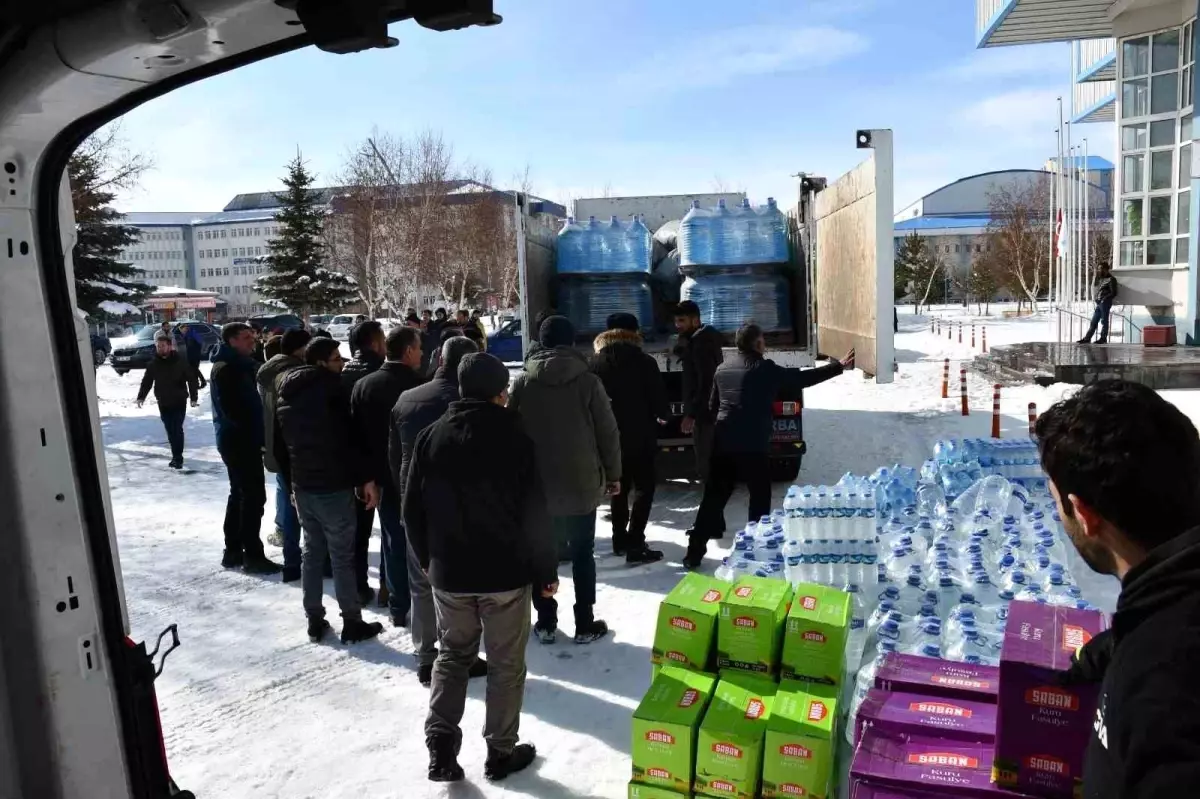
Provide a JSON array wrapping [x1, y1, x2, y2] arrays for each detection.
[[326, 314, 367, 340]]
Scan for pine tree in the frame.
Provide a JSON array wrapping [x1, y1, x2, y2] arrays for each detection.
[[896, 232, 942, 313], [255, 153, 357, 317], [69, 145, 151, 314]]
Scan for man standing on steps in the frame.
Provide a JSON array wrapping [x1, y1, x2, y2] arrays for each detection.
[[1078, 266, 1119, 345], [276, 337, 384, 645], [351, 325, 424, 629], [673, 300, 725, 486], [404, 352, 556, 784], [342, 319, 386, 606], [210, 322, 281, 575], [136, 330, 198, 470], [258, 328, 311, 583], [509, 315, 621, 645], [684, 324, 854, 569], [590, 312, 669, 565], [390, 336, 487, 686]]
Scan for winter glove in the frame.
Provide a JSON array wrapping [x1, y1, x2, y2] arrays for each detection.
[[1058, 627, 1113, 686]]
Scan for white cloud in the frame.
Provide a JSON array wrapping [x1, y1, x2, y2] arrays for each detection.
[[960, 88, 1065, 148], [942, 43, 1070, 82], [620, 25, 869, 93]]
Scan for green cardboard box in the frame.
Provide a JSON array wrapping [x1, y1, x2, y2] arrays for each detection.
[[632, 666, 717, 793], [694, 671, 778, 799], [629, 780, 691, 798], [717, 576, 792, 676], [653, 573, 728, 673], [762, 681, 839, 799], [780, 583, 849, 685]]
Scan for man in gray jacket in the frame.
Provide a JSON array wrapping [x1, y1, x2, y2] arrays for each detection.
[[257, 328, 311, 582], [509, 315, 621, 645]]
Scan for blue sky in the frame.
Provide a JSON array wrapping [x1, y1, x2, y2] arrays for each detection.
[[116, 0, 1110, 215]]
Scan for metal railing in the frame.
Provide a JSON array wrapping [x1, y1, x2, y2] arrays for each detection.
[[1055, 303, 1143, 344]]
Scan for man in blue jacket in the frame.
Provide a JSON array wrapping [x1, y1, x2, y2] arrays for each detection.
[[210, 322, 281, 574]]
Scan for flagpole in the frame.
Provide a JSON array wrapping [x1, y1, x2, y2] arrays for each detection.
[[1057, 98, 1066, 340], [1066, 122, 1073, 339], [1084, 138, 1091, 304], [1049, 125, 1056, 321]]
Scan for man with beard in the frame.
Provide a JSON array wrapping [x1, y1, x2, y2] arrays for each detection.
[[342, 320, 387, 604], [672, 300, 725, 485], [1037, 379, 1200, 798]]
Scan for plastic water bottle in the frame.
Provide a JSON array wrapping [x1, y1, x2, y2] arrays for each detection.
[[625, 215, 651, 273], [945, 627, 1001, 666], [845, 584, 868, 669], [848, 640, 899, 745], [556, 216, 585, 273], [783, 487, 800, 541], [895, 568, 932, 615], [884, 545, 919, 583], [761, 197, 789, 263], [678, 200, 711, 266], [783, 538, 803, 586]]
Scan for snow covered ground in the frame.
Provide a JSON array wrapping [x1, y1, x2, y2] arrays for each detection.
[[97, 308, 1200, 798]]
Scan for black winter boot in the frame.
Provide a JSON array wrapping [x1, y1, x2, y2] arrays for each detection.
[[307, 617, 330, 643], [427, 736, 464, 782], [220, 549, 243, 568], [341, 618, 383, 644], [484, 743, 537, 781]]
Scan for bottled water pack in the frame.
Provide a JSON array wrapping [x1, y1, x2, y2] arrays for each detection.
[[678, 198, 788, 267]]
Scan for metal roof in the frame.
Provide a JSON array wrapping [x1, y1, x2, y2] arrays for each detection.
[[119, 212, 214, 226], [977, 0, 1113, 48], [1072, 97, 1117, 124], [222, 187, 342, 212], [194, 209, 281, 225], [894, 215, 993, 233]]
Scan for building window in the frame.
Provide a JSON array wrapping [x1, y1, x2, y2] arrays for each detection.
[[1119, 20, 1194, 266], [254, 228, 261, 236]]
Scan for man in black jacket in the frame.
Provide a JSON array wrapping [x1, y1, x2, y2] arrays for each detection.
[[1035, 380, 1200, 799], [673, 300, 725, 482], [404, 352, 555, 784], [136, 331, 198, 469], [685, 324, 853, 569], [276, 337, 383, 645], [342, 319, 386, 604], [389, 336, 483, 685], [351, 325, 424, 627], [1078, 266, 1120, 344], [177, 322, 207, 389], [591, 313, 668, 564]]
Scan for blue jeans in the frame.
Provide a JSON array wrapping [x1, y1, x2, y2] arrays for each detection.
[[377, 485, 411, 619], [532, 512, 597, 629], [1083, 300, 1112, 343], [275, 472, 302, 570]]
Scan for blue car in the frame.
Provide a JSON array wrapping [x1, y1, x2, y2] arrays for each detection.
[[487, 318, 523, 363]]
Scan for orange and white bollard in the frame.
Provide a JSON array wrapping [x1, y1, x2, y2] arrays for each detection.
[[958, 322, 963, 344], [1028, 402, 1038, 438], [948, 321, 953, 341], [971, 324, 976, 348], [931, 318, 935, 334], [941, 359, 950, 399], [981, 326, 988, 353], [960, 369, 969, 416], [991, 384, 1002, 438]]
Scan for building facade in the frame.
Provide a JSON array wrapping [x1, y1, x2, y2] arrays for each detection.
[[977, 0, 1200, 341]]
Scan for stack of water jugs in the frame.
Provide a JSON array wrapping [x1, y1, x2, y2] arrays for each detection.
[[678, 198, 793, 338], [555, 215, 654, 337], [710, 437, 1100, 747]]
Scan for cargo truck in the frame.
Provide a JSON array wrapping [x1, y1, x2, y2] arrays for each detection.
[[500, 179, 834, 483]]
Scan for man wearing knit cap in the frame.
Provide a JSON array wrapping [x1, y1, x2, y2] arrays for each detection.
[[404, 352, 556, 783], [509, 315, 621, 645]]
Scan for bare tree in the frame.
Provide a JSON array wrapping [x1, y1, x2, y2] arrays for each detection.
[[986, 180, 1052, 311]]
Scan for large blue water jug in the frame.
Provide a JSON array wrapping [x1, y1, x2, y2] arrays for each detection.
[[760, 198, 789, 263], [679, 200, 711, 266], [681, 271, 792, 334], [556, 216, 585, 274], [626, 215, 652, 273], [582, 215, 603, 268], [603, 216, 628, 272], [709, 198, 733, 265], [558, 276, 654, 337]]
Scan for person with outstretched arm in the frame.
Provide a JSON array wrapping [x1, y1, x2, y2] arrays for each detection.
[[1037, 380, 1200, 799], [136, 330, 198, 470], [684, 324, 854, 569]]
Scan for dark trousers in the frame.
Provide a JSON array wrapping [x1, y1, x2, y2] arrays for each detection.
[[1083, 300, 1113, 343], [612, 453, 655, 552], [533, 512, 597, 629], [354, 497, 376, 592], [159, 404, 185, 461], [692, 450, 772, 540], [218, 441, 266, 559], [188, 360, 207, 389], [693, 421, 715, 482], [376, 485, 411, 619], [275, 472, 302, 570]]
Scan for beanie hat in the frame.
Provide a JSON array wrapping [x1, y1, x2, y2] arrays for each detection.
[[606, 312, 639, 332], [538, 315, 575, 349], [458, 352, 510, 401]]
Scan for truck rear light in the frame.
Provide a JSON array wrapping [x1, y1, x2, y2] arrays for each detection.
[[773, 401, 800, 416]]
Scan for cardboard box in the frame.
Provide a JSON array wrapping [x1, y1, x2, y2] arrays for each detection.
[[629, 780, 692, 799], [695, 671, 777, 799], [850, 781, 956, 799], [850, 730, 1013, 797], [654, 573, 728, 673], [854, 688, 996, 745], [780, 583, 850, 685], [717, 576, 793, 676], [632, 667, 717, 794], [762, 681, 839, 799], [874, 653, 1000, 704], [992, 601, 1107, 799]]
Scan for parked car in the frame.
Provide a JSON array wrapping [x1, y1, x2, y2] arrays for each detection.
[[247, 313, 306, 334], [90, 333, 111, 367], [110, 322, 220, 375], [308, 314, 333, 332], [326, 313, 368, 341], [487, 317, 522, 363]]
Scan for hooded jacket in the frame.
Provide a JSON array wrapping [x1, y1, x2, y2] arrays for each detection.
[[389, 367, 460, 499], [1079, 525, 1200, 799], [350, 361, 424, 487], [210, 343, 264, 450], [275, 365, 365, 492], [590, 328, 669, 459], [340, 348, 383, 394], [675, 325, 725, 425], [403, 399, 556, 593], [257, 353, 304, 473], [137, 350, 198, 409], [508, 346, 621, 516]]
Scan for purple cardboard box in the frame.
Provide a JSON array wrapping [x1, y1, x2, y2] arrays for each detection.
[[850, 730, 1019, 797], [851, 781, 960, 799], [874, 653, 1000, 704], [992, 601, 1107, 799], [855, 688, 997, 745]]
